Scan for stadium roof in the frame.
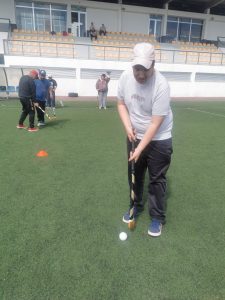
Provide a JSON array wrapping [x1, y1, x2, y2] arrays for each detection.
[[88, 0, 225, 15]]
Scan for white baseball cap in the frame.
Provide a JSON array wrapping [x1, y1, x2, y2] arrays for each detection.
[[132, 43, 155, 69]]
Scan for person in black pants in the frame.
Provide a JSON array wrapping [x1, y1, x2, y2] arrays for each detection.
[[17, 70, 39, 132], [34, 70, 52, 126], [117, 43, 173, 237]]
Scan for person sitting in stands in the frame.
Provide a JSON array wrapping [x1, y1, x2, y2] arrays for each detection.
[[99, 24, 107, 36], [89, 22, 97, 41]]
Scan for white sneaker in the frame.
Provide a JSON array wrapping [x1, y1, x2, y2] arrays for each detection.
[[37, 122, 45, 126]]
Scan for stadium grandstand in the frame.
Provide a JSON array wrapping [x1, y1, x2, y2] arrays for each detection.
[[1, 0, 225, 98]]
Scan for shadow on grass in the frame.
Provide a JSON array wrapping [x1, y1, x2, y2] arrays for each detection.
[[44, 118, 70, 128], [54, 105, 65, 110]]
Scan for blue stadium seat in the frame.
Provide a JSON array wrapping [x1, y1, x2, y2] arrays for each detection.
[[6, 86, 16, 93], [0, 86, 6, 92]]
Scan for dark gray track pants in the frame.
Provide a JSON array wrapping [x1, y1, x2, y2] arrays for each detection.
[[19, 98, 35, 128], [127, 138, 173, 223]]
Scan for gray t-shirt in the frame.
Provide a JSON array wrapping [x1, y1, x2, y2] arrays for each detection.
[[117, 68, 173, 140]]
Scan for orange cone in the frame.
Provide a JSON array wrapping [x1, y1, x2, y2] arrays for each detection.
[[36, 150, 48, 157]]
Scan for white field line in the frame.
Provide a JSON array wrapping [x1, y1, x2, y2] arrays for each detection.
[[185, 108, 225, 118], [0, 104, 117, 112]]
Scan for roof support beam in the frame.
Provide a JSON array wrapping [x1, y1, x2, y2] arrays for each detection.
[[161, 0, 173, 4], [205, 0, 225, 9], [162, 0, 173, 9]]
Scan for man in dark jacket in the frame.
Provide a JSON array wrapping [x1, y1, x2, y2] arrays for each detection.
[[17, 69, 39, 132]]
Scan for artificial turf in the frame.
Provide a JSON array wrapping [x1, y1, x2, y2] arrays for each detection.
[[0, 99, 225, 300]]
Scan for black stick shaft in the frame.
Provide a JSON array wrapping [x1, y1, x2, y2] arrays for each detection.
[[129, 140, 135, 220]]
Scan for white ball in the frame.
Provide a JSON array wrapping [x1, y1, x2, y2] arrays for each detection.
[[119, 232, 127, 241]]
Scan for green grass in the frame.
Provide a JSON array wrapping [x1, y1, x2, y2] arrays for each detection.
[[0, 99, 225, 300]]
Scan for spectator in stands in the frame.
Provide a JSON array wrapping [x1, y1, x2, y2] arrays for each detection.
[[34, 70, 52, 126], [89, 22, 97, 41], [117, 43, 173, 237], [99, 24, 107, 36], [17, 69, 39, 132], [96, 73, 110, 109], [47, 74, 57, 116]]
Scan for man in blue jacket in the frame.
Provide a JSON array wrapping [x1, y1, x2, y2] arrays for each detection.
[[34, 70, 52, 126]]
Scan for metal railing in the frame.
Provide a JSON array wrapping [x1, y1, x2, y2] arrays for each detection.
[[4, 39, 77, 59], [3, 39, 225, 66]]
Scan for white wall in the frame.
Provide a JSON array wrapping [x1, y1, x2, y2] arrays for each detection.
[[206, 19, 225, 40], [122, 11, 149, 34], [0, 32, 7, 53], [0, 0, 16, 23], [153, 63, 225, 97], [86, 8, 118, 32], [169, 82, 225, 97], [4, 54, 225, 98]]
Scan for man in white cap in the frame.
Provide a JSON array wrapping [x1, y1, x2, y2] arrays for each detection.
[[117, 43, 173, 237]]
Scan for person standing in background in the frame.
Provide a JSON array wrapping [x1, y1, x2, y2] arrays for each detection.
[[17, 69, 39, 132], [96, 73, 110, 109], [47, 74, 57, 116]]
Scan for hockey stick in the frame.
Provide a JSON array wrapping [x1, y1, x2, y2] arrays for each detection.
[[128, 140, 136, 230], [37, 105, 52, 120]]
